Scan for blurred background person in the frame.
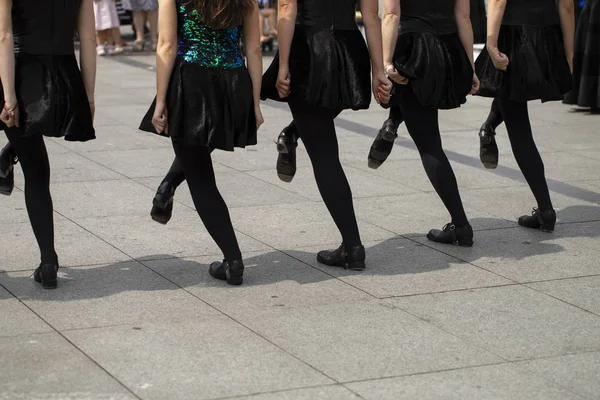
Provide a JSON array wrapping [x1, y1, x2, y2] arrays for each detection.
[[94, 0, 124, 55], [258, 0, 277, 45], [121, 0, 158, 51]]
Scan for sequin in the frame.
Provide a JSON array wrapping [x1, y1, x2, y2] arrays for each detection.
[[176, 2, 244, 68]]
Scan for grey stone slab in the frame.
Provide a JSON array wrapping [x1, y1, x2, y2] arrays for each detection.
[[390, 285, 600, 361], [251, 164, 421, 201], [525, 125, 600, 151], [460, 186, 600, 225], [527, 276, 600, 316], [142, 251, 371, 315], [413, 227, 600, 282], [0, 286, 51, 338], [63, 318, 333, 400], [1, 219, 130, 272], [547, 221, 600, 253], [0, 261, 217, 331], [345, 363, 583, 400], [286, 238, 512, 298], [352, 193, 514, 238], [516, 352, 600, 400], [508, 152, 600, 183], [234, 301, 502, 382], [0, 190, 29, 224], [98, 105, 154, 128], [569, 150, 600, 162], [76, 212, 270, 261], [48, 152, 124, 183], [229, 202, 396, 249], [136, 170, 308, 210], [0, 332, 135, 400], [233, 386, 361, 400], [85, 147, 235, 179], [58, 124, 172, 153], [51, 179, 157, 219]]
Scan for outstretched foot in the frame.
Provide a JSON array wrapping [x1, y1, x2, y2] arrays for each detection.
[[276, 123, 298, 182], [479, 124, 499, 169], [368, 118, 398, 169], [151, 182, 175, 225]]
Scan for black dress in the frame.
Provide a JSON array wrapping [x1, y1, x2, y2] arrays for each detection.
[[564, 0, 600, 108], [261, 0, 371, 110], [0, 0, 95, 141], [475, 0, 572, 103], [392, 0, 473, 109], [139, 1, 257, 151]]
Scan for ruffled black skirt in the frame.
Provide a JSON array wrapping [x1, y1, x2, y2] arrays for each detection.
[[476, 24, 572, 102], [564, 0, 600, 108], [392, 32, 473, 110], [140, 59, 257, 151], [0, 54, 95, 141], [261, 27, 371, 111]]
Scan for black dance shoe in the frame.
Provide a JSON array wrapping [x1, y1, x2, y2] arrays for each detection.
[[368, 118, 399, 169], [317, 243, 366, 271], [209, 260, 245, 286], [151, 182, 175, 225], [276, 124, 298, 183], [33, 263, 59, 289], [479, 125, 499, 169], [427, 223, 474, 247], [0, 169, 14, 196], [518, 208, 556, 232]]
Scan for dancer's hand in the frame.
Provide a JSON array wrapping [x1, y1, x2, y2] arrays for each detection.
[[255, 106, 264, 129], [372, 72, 392, 105], [469, 72, 480, 95], [152, 102, 169, 135], [385, 64, 408, 85], [489, 46, 509, 71], [276, 65, 291, 98], [0, 103, 19, 128]]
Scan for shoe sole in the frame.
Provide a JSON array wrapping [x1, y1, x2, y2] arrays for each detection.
[[0, 188, 13, 196], [427, 235, 474, 247], [277, 172, 294, 183], [367, 158, 382, 169], [42, 279, 57, 289], [316, 255, 366, 271]]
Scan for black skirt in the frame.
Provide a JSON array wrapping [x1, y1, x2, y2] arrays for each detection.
[[476, 24, 572, 102], [0, 54, 95, 141], [261, 27, 371, 111], [392, 32, 473, 110], [564, 0, 600, 108], [140, 59, 257, 151]]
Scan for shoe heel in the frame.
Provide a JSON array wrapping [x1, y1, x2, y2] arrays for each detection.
[[41, 265, 57, 289], [346, 260, 366, 271], [457, 237, 474, 247], [225, 270, 243, 286], [381, 131, 397, 142], [276, 140, 290, 154], [540, 221, 556, 233]]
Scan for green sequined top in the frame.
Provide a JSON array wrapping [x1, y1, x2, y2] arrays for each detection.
[[176, 1, 245, 68]]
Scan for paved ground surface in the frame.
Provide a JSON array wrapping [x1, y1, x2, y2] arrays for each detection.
[[2, 50, 600, 400]]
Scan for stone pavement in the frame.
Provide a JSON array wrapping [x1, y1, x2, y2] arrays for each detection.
[[2, 52, 600, 400]]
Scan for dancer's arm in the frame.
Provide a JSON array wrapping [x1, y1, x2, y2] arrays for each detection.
[[153, 0, 178, 134], [381, 0, 405, 85], [0, 0, 18, 128], [558, 0, 575, 72], [243, 3, 264, 128], [361, 0, 391, 104], [454, 0, 479, 94], [276, 0, 296, 98], [77, 0, 97, 120], [486, 0, 509, 71]]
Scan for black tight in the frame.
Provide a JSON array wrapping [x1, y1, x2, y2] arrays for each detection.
[[288, 101, 362, 247], [483, 98, 503, 130], [495, 97, 553, 211], [388, 104, 404, 127], [172, 143, 242, 260], [6, 131, 58, 265], [397, 86, 469, 226], [160, 157, 186, 190]]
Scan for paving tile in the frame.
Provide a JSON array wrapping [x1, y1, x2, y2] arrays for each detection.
[[0, 261, 217, 331], [345, 363, 582, 400], [52, 179, 156, 219], [286, 238, 512, 298], [527, 276, 600, 316], [0, 332, 135, 400], [64, 318, 333, 400], [228, 202, 396, 249], [58, 124, 172, 153], [0, 286, 51, 338], [48, 152, 124, 183], [0, 190, 30, 224], [234, 301, 501, 382], [76, 212, 270, 261], [353, 193, 514, 237], [414, 227, 600, 282], [1, 219, 129, 272], [232, 385, 361, 400], [516, 352, 600, 400], [390, 286, 600, 361], [142, 251, 371, 314]]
